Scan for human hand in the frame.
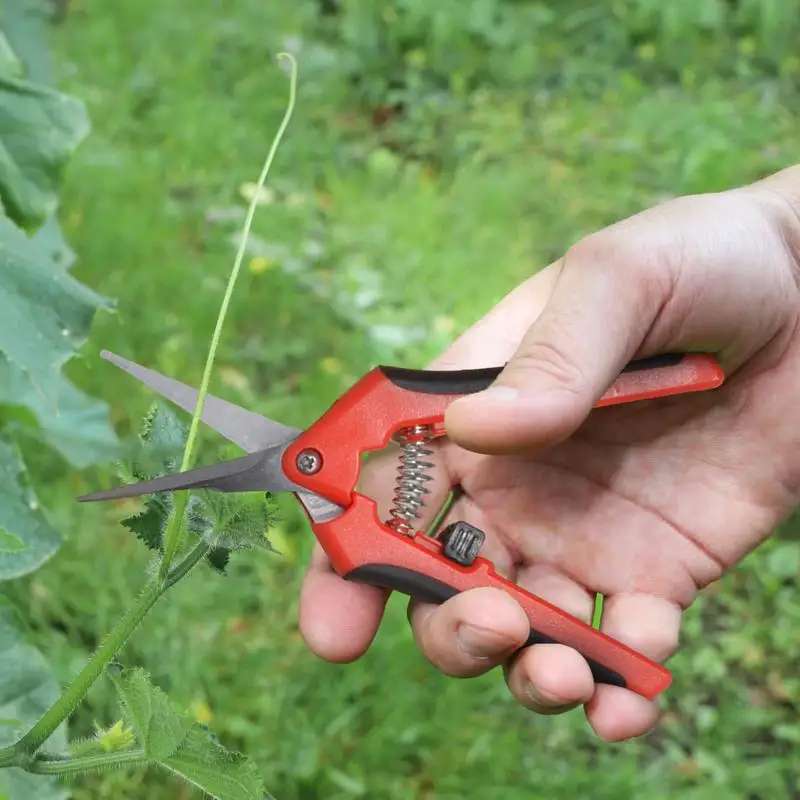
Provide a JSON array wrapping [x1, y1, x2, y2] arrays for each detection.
[[298, 166, 800, 741]]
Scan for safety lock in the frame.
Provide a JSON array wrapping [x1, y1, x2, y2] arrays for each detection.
[[438, 521, 485, 567]]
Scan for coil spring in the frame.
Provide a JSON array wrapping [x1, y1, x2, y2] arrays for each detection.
[[385, 424, 435, 536]]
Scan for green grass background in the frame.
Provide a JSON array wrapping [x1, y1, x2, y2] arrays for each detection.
[[8, 0, 800, 797]]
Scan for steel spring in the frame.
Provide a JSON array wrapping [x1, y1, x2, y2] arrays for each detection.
[[386, 425, 435, 536]]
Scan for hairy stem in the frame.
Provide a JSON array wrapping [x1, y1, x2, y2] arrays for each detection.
[[163, 539, 211, 591], [6, 581, 162, 757], [159, 52, 298, 578], [29, 749, 148, 776], [0, 749, 24, 769], [0, 539, 211, 763]]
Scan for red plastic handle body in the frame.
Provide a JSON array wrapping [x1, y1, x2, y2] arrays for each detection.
[[282, 353, 725, 698]]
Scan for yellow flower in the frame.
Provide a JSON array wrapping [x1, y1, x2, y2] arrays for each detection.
[[249, 256, 272, 274], [97, 719, 136, 752]]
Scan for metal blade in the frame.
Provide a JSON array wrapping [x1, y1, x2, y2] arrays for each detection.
[[82, 351, 347, 522], [78, 443, 304, 502], [100, 350, 301, 453]]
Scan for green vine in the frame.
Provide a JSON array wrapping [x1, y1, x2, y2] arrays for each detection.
[[158, 50, 298, 579]]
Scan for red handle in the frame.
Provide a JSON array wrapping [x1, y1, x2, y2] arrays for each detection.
[[308, 494, 671, 699], [285, 353, 722, 697], [283, 353, 724, 506]]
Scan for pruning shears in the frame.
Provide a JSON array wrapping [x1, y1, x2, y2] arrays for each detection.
[[79, 349, 724, 699]]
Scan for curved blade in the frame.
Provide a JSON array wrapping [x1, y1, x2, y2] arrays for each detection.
[[100, 350, 301, 453], [78, 443, 304, 502]]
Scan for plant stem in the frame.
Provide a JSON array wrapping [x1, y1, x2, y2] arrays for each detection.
[[0, 749, 24, 769], [6, 581, 162, 757], [159, 52, 299, 579], [29, 749, 147, 776], [0, 539, 212, 763], [163, 539, 210, 591]]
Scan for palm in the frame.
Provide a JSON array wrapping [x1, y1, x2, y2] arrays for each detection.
[[443, 393, 735, 615]]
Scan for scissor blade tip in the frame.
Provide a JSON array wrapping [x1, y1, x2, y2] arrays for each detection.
[[78, 487, 140, 503], [76, 491, 103, 503]]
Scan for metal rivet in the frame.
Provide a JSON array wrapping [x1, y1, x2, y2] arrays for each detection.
[[296, 448, 322, 475]]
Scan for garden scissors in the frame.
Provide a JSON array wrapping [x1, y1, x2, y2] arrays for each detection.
[[79, 349, 725, 699]]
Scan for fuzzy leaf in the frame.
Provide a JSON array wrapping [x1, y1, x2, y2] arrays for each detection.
[[206, 546, 231, 574], [138, 402, 188, 464], [0, 438, 60, 580], [160, 725, 267, 800], [120, 403, 189, 552], [110, 667, 267, 799], [120, 505, 166, 552], [0, 604, 68, 800], [119, 403, 276, 570], [110, 667, 191, 760], [197, 492, 277, 554], [0, 70, 89, 228]]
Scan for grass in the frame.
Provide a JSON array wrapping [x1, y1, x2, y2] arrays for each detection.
[[5, 0, 800, 798]]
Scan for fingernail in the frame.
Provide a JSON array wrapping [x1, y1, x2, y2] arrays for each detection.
[[456, 624, 513, 659]]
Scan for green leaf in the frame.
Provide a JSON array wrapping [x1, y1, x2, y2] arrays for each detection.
[[137, 402, 189, 472], [110, 667, 267, 800], [118, 403, 275, 570], [0, 15, 118, 470], [0, 0, 53, 84], [0, 32, 22, 79], [161, 725, 268, 800], [121, 504, 167, 553], [110, 667, 191, 760], [197, 492, 277, 554], [0, 604, 68, 800], [120, 403, 189, 552], [0, 70, 89, 228], [31, 215, 76, 271], [0, 214, 114, 410], [0, 438, 60, 580], [0, 527, 24, 553], [0, 353, 120, 468], [187, 491, 275, 575], [206, 546, 231, 575]]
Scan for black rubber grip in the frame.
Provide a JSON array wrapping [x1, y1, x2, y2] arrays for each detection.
[[379, 353, 683, 395], [345, 564, 626, 688]]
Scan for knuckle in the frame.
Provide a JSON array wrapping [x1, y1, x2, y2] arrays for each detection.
[[567, 224, 677, 303], [509, 339, 589, 398]]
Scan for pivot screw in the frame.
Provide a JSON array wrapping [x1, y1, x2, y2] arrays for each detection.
[[296, 448, 322, 475]]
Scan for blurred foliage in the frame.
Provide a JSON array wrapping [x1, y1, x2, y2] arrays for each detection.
[[0, 0, 798, 797], [313, 0, 800, 168]]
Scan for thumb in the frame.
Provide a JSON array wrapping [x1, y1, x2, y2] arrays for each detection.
[[445, 238, 670, 454]]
